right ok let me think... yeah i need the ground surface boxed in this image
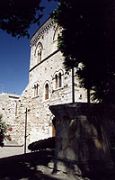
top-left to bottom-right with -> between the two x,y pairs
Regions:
0,150 -> 115,180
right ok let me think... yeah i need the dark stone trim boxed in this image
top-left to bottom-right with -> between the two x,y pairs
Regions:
9,95 -> 20,99
29,49 -> 59,72
4,144 -> 24,147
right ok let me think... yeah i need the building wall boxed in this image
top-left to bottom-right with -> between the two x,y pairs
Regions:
0,93 -> 19,144
16,18 -> 87,146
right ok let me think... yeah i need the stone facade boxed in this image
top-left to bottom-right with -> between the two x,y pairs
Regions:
0,19 -> 87,149
15,18 -> 87,147
0,93 -> 19,144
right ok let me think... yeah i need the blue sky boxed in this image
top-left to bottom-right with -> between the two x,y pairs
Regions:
0,0 -> 57,95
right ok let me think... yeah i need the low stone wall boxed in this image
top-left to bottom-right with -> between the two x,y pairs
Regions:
0,146 -> 24,159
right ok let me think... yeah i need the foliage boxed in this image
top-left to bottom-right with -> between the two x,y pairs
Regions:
0,0 -> 58,38
54,0 -> 115,104
0,114 -> 8,146
28,137 -> 55,151
0,0 -> 44,37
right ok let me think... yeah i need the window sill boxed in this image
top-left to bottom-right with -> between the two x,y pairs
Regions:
43,98 -> 50,102
32,95 -> 39,99
52,87 -> 64,93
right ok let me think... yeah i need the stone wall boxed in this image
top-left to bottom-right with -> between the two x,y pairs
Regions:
0,93 -> 20,144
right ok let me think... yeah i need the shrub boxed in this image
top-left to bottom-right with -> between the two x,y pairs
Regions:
0,114 -> 7,146
28,137 -> 55,151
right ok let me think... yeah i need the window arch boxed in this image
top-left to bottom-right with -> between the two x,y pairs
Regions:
35,42 -> 43,63
53,26 -> 60,42
37,43 -> 43,63
59,72 -> 62,87
33,83 -> 39,97
55,74 -> 58,89
53,69 -> 64,90
45,83 -> 49,100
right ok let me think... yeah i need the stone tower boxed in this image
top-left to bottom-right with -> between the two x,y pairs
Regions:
16,18 -> 87,146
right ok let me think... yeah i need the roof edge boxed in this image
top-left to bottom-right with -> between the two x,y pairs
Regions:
30,17 -> 54,46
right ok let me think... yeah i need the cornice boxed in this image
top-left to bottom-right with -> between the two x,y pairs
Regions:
30,18 -> 54,47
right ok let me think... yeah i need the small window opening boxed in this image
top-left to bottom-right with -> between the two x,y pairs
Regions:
59,73 -> 62,87
55,74 -> 58,89
45,83 -> 49,100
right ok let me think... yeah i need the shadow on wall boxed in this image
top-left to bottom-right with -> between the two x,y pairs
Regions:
49,103 -> 115,179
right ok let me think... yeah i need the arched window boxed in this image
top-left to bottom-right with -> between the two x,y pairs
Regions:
53,70 -> 64,90
53,26 -> 60,42
45,83 -> 49,100
34,42 -> 43,64
34,84 -> 39,97
36,84 -> 39,96
34,85 -> 36,97
37,43 -> 43,63
59,72 -> 62,87
55,74 -> 58,89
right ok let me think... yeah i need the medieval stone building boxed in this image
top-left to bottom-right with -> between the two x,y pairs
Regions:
0,18 -> 87,152
0,18 -> 114,178
14,18 -> 87,147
